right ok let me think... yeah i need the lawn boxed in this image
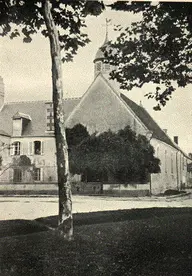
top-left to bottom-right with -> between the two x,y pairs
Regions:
0,208 -> 192,276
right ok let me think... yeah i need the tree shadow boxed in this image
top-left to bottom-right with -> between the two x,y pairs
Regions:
0,219 -> 49,238
36,207 -> 192,229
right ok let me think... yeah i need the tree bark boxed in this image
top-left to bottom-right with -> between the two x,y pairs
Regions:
43,0 -> 73,240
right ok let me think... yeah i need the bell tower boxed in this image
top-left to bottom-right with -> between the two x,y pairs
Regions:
93,19 -> 112,78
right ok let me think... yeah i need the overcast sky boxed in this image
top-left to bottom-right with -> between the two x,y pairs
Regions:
0,5 -> 191,154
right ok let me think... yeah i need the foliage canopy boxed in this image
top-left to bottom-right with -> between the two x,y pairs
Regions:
0,0 -> 104,62
106,1 -> 192,110
67,124 -> 160,183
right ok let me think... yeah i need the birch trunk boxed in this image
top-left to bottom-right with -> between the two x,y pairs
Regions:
43,0 -> 73,240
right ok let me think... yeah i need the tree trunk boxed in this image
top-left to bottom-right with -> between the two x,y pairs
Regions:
43,0 -> 73,240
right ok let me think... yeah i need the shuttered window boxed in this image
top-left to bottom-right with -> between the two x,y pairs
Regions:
11,141 -> 21,156
28,141 -> 44,155
46,103 -> 54,131
34,168 -> 42,181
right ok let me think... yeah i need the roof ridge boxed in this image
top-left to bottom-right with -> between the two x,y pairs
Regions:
5,100 -> 49,104
63,97 -> 82,101
5,97 -> 82,105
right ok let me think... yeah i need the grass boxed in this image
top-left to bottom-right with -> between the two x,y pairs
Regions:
0,208 -> 192,276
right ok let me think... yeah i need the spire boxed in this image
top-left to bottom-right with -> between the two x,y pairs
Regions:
104,18 -> 111,44
93,18 -> 112,78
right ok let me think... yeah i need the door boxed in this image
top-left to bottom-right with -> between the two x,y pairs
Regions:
13,168 -> 22,183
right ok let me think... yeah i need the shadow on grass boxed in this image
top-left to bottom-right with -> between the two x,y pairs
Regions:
36,207 -> 192,229
0,220 -> 49,238
0,207 -> 191,239
0,207 -> 192,276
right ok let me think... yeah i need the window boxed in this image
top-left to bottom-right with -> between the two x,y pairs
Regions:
165,150 -> 167,173
104,63 -> 110,71
171,153 -> 174,174
34,168 -> 42,181
28,141 -> 44,155
12,141 -> 21,155
95,61 -> 102,72
12,118 -> 22,136
46,103 -> 54,131
34,141 -> 41,155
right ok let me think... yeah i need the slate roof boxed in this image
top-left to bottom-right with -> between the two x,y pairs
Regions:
120,93 -> 180,151
0,129 -> 10,137
0,98 -> 80,137
13,112 -> 32,121
0,81 -> 188,157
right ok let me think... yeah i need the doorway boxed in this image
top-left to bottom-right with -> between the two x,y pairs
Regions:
13,168 -> 22,183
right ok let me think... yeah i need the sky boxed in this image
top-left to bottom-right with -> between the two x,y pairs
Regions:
0,4 -> 192,154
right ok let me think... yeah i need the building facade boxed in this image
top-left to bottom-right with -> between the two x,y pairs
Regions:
0,37 -> 190,195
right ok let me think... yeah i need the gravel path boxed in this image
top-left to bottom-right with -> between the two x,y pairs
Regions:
0,194 -> 191,220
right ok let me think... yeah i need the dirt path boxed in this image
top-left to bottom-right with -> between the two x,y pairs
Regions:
0,193 -> 191,220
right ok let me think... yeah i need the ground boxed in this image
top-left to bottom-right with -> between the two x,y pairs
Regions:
0,193 -> 192,220
0,194 -> 191,276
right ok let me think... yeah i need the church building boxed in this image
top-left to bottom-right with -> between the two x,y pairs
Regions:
0,33 -> 190,195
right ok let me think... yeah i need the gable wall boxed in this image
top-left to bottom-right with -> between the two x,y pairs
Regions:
66,75 -> 148,136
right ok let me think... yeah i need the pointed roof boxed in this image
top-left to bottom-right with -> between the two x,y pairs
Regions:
94,41 -> 109,63
94,19 -> 110,63
66,73 -> 188,157
65,74 -> 149,135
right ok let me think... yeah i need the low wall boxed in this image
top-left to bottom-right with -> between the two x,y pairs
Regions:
0,182 -> 150,197
103,183 -> 150,197
71,182 -> 102,195
0,183 -> 58,195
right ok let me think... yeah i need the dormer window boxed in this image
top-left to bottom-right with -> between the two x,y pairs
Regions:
12,112 -> 31,137
12,118 -> 22,137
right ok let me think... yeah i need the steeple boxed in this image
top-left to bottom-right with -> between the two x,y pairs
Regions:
93,18 -> 112,78
103,18 -> 111,44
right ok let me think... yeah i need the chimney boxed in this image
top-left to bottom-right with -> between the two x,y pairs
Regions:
174,136 -> 178,145
163,129 -> 168,134
0,76 -> 5,110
